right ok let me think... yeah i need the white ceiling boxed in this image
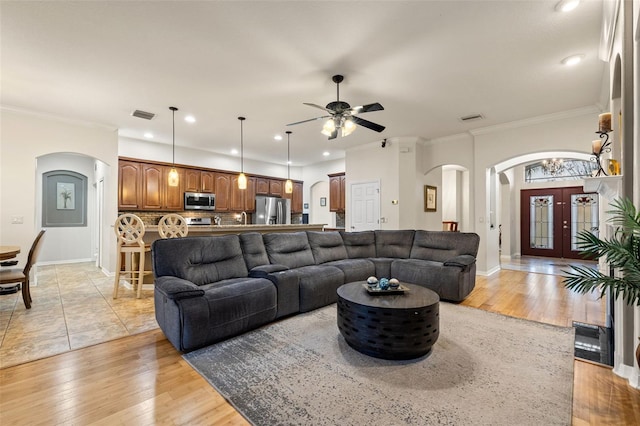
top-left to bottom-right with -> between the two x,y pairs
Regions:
1,1 -> 605,166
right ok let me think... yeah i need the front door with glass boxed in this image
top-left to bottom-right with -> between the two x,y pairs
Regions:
520,186 -> 598,259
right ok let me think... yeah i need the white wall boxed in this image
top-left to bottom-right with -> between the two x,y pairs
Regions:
0,108 -> 118,273
471,108 -> 599,274
119,136 -> 303,181
310,181 -> 331,226
345,140 -> 400,230
35,153 -> 95,263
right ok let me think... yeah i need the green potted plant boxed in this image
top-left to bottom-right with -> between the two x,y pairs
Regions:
563,197 -> 640,366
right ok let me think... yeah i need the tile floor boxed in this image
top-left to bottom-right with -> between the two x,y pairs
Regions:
0,262 -> 157,369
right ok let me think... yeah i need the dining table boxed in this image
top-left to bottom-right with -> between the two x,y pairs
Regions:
0,245 -> 20,261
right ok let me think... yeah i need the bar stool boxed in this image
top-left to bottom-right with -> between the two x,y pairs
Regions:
113,213 -> 152,299
158,214 -> 188,239
442,221 -> 459,232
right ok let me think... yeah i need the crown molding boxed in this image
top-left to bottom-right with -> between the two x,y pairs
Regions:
1,105 -> 117,132
469,105 -> 600,136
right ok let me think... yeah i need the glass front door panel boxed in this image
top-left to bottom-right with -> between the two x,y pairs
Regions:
530,195 -> 554,249
571,194 -> 599,252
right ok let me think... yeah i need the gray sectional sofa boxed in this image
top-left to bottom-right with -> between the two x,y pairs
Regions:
152,230 -> 480,351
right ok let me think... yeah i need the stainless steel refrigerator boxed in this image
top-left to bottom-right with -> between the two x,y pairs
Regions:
254,196 -> 291,225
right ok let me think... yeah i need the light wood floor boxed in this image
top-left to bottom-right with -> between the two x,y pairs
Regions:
1,262 -> 639,425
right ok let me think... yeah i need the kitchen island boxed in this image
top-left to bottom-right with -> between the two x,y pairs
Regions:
144,223 -> 326,237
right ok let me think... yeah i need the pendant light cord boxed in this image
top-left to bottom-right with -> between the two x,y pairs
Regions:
286,131 -> 291,179
170,106 -> 178,165
239,117 -> 245,173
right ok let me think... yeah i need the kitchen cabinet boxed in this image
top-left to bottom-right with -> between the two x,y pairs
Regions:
215,173 -> 231,211
184,170 -> 215,193
255,177 -> 269,195
284,181 -> 303,214
269,179 -> 283,197
118,157 -> 303,213
329,173 -> 345,212
231,175 -> 256,212
201,171 -> 215,193
118,160 -> 142,209
141,163 -> 184,211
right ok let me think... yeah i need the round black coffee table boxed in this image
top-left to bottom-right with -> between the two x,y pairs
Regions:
336,281 -> 440,360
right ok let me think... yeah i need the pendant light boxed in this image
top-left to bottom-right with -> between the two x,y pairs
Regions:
285,131 -> 293,194
167,106 -> 179,187
237,116 -> 247,190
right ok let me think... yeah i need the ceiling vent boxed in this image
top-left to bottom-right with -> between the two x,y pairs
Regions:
459,114 -> 484,122
131,109 -> 156,120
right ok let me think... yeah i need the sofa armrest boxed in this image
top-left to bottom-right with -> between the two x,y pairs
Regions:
249,264 -> 290,276
443,255 -> 476,268
155,276 -> 205,300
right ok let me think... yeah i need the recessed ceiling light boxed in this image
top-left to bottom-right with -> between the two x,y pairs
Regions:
556,0 -> 579,12
562,54 -> 584,66
144,132 -> 153,139
274,135 -> 283,141
185,115 -> 196,123
287,160 -> 292,165
231,149 -> 238,155
323,151 -> 330,157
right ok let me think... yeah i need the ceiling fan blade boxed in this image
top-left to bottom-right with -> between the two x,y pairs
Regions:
286,115 -> 331,126
351,116 -> 386,133
349,102 -> 384,114
303,102 -> 334,113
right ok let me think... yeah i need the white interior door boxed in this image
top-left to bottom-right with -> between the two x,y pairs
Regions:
350,181 -> 380,232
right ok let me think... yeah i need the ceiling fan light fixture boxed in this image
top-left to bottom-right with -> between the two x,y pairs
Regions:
342,118 -> 356,137
321,119 -> 336,136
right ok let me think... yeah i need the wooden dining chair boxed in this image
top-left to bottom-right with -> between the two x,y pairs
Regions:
113,214 -> 152,299
0,229 -> 46,309
158,214 -> 189,239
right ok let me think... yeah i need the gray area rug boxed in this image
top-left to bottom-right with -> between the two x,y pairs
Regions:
184,303 -> 574,425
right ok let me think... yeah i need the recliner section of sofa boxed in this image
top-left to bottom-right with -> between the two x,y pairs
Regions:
152,229 -> 479,352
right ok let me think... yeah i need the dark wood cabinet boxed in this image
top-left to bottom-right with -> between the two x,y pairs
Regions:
118,158 -> 301,213
231,175 -> 256,212
141,163 -> 163,210
140,163 -> 184,211
215,173 -> 231,211
118,160 -> 142,209
284,181 -> 303,214
255,178 -> 269,195
269,179 -> 283,197
292,182 -> 303,213
184,169 -> 200,193
329,173 -> 346,212
164,168 -> 184,210
184,170 -> 214,193
201,171 -> 215,193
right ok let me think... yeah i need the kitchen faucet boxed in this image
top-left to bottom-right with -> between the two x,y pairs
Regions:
240,211 -> 248,225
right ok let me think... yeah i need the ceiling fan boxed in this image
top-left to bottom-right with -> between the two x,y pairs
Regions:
287,74 -> 385,140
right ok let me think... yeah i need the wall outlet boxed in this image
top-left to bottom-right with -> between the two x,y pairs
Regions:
11,216 -> 23,224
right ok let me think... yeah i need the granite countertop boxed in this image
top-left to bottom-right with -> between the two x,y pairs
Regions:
145,223 -> 327,233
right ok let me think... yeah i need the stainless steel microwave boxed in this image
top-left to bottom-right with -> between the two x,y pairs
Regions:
184,192 -> 215,210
